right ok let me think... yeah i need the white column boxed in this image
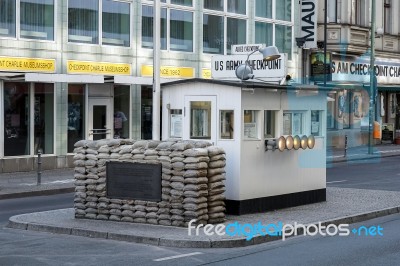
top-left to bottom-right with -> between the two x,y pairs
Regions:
152,0 -> 161,140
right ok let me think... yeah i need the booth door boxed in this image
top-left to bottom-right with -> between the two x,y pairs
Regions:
184,96 -> 217,145
88,98 -> 113,140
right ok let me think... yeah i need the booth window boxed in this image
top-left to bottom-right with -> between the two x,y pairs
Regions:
264,110 -> 276,138
190,101 -> 211,139
283,112 -> 303,135
244,110 -> 259,139
311,110 -> 322,136
170,109 -> 182,138
220,110 -> 234,139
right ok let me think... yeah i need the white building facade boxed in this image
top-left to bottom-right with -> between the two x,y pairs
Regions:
0,0 -> 302,172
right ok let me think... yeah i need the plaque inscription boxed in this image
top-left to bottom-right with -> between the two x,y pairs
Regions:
106,162 -> 161,201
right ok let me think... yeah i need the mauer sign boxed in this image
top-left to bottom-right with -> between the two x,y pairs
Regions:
211,54 -> 286,80
332,56 -> 400,84
300,0 -> 317,49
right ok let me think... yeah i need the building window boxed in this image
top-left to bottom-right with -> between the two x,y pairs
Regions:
170,9 -> 193,52
3,83 -> 30,156
34,83 -> 54,154
327,93 -> 336,129
220,110 -> 234,139
203,14 -> 224,54
68,0 -> 131,46
203,0 -> 248,55
0,0 -> 54,40
68,0 -> 99,44
68,85 -> 85,153
113,86 -> 130,139
384,0 -> 391,34
3,82 -> 54,156
141,2 -> 193,52
102,0 -> 130,47
264,110 -> 275,138
255,0 -> 293,60
327,0 -> 337,23
283,112 -> 304,135
244,110 -> 259,139
351,0 -> 365,26
142,5 -> 167,49
190,101 -> 211,139
0,0 -> 16,38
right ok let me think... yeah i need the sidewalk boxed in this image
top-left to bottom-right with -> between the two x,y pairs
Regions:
327,143 -> 400,164
0,168 -> 74,200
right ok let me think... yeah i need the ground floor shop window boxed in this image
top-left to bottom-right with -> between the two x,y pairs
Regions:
141,86 -> 152,140
34,83 -> 54,154
68,84 -> 85,153
114,86 -> 129,139
3,82 -> 30,156
3,82 -> 54,156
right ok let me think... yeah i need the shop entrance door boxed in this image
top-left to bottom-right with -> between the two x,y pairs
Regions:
184,96 -> 217,145
88,98 -> 113,140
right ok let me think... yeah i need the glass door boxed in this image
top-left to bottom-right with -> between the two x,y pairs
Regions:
88,98 -> 113,140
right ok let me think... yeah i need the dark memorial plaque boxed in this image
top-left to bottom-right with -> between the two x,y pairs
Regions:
106,162 -> 161,201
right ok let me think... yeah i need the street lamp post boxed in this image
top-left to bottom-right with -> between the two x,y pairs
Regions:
368,0 -> 376,154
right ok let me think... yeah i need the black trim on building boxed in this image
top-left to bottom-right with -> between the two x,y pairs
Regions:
225,189 -> 326,215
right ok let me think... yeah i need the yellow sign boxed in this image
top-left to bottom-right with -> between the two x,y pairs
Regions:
141,65 -> 194,78
202,68 -> 212,79
0,57 -> 55,72
68,60 -> 131,75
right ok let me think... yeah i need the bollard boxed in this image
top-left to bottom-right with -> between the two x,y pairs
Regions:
37,149 -> 42,186
344,135 -> 348,157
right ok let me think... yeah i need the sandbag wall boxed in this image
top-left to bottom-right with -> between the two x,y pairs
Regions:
73,139 -> 226,227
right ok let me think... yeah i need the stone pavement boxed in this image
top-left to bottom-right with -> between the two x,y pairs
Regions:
3,144 -> 400,248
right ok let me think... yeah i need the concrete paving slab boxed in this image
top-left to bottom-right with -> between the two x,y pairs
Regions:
7,187 -> 400,248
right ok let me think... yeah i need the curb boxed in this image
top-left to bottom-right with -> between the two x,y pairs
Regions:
327,152 -> 400,164
0,187 -> 74,200
7,206 -> 400,248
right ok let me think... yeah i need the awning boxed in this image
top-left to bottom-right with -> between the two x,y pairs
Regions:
114,76 -> 181,85
25,73 -> 104,83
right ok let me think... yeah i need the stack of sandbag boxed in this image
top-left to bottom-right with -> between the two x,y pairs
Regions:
182,147 -> 210,225
207,146 -> 227,224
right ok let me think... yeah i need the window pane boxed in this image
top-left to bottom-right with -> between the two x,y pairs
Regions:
327,93 -> 335,129
190,101 -> 211,139
34,83 -> 54,154
283,113 -> 292,135
204,0 -> 223,11
68,0 -> 98,44
203,14 -> 224,54
170,109 -> 182,138
102,0 -> 130,47
264,110 -> 275,138
4,82 -> 30,156
170,9 -> 193,52
276,0 -> 291,21
255,22 -> 273,46
227,0 -> 246,15
227,18 -> 246,54
256,0 -> 272,18
311,110 -> 321,136
141,5 -> 167,49
220,110 -> 234,139
0,0 -> 16,37
20,0 -> 54,40
244,110 -> 258,139
275,24 -> 292,60
68,84 -> 85,153
171,0 -> 192,6
114,86 -> 130,139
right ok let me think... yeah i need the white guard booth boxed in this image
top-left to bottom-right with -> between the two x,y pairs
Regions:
161,79 -> 327,215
